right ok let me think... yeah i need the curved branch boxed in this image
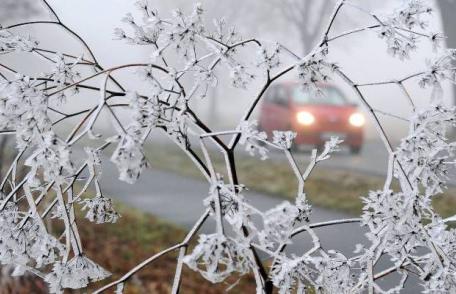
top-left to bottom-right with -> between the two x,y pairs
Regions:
94,209 -> 210,293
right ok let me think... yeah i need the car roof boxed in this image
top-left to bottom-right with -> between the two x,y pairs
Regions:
275,81 -> 337,89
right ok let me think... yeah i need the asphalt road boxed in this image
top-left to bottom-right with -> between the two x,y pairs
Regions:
149,132 -> 455,184
100,162 -> 365,251
267,138 -> 456,186
99,159 -> 421,292
285,139 -> 390,176
100,159 -> 365,248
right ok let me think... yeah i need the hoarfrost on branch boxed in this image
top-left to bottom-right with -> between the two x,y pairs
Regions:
0,0 -> 455,293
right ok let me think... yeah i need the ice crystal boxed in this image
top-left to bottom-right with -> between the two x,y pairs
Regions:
379,0 -> 433,59
272,131 -> 297,150
45,255 -> 110,293
111,132 -> 148,184
0,29 -> 37,54
257,43 -> 282,70
260,202 -> 300,248
25,131 -> 74,183
0,75 -> 51,149
183,234 -> 251,283
317,136 -> 343,161
238,120 -> 268,160
419,50 -> 456,100
297,46 -> 337,95
81,194 -> 120,224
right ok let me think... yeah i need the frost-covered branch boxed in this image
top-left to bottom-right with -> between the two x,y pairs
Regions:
0,0 -> 455,293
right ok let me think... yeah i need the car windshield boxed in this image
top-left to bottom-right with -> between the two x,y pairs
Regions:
292,86 -> 348,106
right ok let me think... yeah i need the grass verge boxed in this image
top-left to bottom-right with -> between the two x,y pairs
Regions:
144,143 -> 456,218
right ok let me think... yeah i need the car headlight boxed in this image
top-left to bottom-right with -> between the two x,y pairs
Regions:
349,112 -> 365,127
296,111 -> 315,126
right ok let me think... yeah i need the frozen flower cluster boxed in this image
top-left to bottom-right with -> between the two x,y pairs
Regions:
0,75 -> 51,149
238,120 -> 268,160
25,131 -> 73,184
85,146 -> 103,175
166,114 -> 190,147
357,103 -> 456,292
419,49 -> 456,99
393,0 -> 432,30
378,0 -> 433,59
183,233 -> 251,283
229,65 -> 255,89
110,92 -> 165,183
81,194 -> 120,224
257,43 -> 282,70
209,18 -> 242,47
361,189 -> 425,258
272,130 -> 296,150
0,16 -> 117,294
270,250 -> 354,294
116,1 -> 257,91
297,46 -> 338,95
45,255 -> 110,294
128,91 -> 163,129
116,2 -> 204,61
0,28 -> 37,54
204,179 -> 249,228
270,255 -> 310,294
0,200 -> 64,276
396,104 -> 456,197
260,202 -> 303,248
194,67 -> 217,95
114,12 -> 162,45
111,133 -> 149,184
317,136 -> 343,161
49,54 -> 81,102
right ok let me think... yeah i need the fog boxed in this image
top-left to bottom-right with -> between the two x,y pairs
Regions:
1,0 -> 453,142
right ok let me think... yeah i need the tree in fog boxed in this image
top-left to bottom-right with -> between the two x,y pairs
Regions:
0,0 -> 39,23
267,0 -> 336,54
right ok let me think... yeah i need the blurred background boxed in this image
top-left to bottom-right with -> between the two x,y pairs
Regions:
2,0 -> 456,293
3,0 -> 456,144
3,0 -> 456,179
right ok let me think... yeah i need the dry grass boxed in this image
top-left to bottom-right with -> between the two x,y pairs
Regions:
5,142 -> 455,293
6,203 -> 256,293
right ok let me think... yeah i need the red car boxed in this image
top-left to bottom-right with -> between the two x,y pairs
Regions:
259,83 -> 365,154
